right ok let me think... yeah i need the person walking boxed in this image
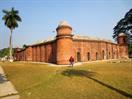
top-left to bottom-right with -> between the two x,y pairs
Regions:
69,56 -> 74,67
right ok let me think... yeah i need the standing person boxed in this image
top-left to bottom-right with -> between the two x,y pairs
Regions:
69,56 -> 74,67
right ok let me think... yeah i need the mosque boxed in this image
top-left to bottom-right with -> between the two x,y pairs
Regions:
14,21 -> 128,65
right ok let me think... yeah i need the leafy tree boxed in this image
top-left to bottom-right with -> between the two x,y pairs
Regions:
113,9 -> 132,44
0,48 -> 9,58
128,44 -> 132,58
2,7 -> 22,60
23,44 -> 27,48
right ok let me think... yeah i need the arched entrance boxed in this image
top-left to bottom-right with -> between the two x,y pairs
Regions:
109,52 -> 111,59
96,52 -> 98,60
77,52 -> 81,62
87,52 -> 90,61
102,50 -> 105,59
112,52 -> 115,59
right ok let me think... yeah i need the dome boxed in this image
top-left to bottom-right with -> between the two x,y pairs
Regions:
58,20 -> 71,27
118,33 -> 126,37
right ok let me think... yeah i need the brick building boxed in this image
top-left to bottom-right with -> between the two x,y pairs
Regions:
14,21 -> 128,65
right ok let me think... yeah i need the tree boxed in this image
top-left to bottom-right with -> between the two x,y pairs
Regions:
113,9 -> 132,44
2,7 -> 22,61
23,44 -> 27,48
0,48 -> 9,58
128,44 -> 132,58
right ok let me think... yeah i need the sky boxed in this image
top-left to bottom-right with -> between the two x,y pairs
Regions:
0,0 -> 132,49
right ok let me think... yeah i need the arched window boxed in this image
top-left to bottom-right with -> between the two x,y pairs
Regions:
113,52 -> 115,59
102,50 -> 105,59
77,52 -> 81,62
123,38 -> 126,43
109,52 -> 111,59
87,52 -> 90,61
96,52 -> 98,60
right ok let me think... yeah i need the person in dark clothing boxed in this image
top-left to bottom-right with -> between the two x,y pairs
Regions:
69,56 -> 74,67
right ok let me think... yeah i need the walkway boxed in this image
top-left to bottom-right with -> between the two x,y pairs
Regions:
0,65 -> 20,99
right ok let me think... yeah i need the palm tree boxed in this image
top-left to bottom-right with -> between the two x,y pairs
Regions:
2,7 -> 22,61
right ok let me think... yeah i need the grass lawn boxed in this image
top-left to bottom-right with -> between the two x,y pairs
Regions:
0,60 -> 132,99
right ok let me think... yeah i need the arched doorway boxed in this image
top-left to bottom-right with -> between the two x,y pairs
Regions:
102,50 -> 105,59
87,52 -> 90,61
109,52 -> 111,59
96,52 -> 98,60
77,52 -> 81,62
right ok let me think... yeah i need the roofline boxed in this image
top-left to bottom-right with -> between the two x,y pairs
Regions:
73,38 -> 117,45
28,39 -> 55,47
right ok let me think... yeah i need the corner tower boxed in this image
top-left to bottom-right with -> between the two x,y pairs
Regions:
117,33 -> 128,58
117,33 -> 127,45
56,21 -> 74,65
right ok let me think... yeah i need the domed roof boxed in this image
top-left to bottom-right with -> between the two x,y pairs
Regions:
118,33 -> 126,36
58,20 -> 71,27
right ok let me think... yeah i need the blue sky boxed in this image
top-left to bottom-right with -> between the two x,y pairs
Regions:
0,0 -> 132,49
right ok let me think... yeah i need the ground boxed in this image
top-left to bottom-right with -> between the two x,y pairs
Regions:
0,60 -> 132,99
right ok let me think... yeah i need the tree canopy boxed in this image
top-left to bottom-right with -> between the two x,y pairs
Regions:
2,7 -> 22,30
0,48 -> 9,58
113,9 -> 132,44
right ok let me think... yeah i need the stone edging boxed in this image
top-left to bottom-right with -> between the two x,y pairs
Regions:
0,65 -> 20,99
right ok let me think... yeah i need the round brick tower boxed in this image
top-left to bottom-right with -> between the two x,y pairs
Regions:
117,33 -> 127,45
117,33 -> 128,58
56,21 -> 74,65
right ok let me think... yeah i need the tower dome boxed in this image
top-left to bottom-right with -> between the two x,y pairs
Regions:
118,33 -> 126,37
56,20 -> 72,32
117,33 -> 127,45
58,20 -> 71,27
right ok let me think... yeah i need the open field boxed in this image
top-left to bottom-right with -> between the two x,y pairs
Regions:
0,60 -> 132,99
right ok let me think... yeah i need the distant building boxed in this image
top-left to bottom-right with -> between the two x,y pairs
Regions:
14,21 -> 128,65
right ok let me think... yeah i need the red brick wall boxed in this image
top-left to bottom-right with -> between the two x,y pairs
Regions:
25,47 -> 32,61
32,46 -> 35,61
20,41 -> 56,63
73,40 -> 123,62
51,42 -> 57,63
40,45 -> 45,62
14,37 -> 128,64
119,45 -> 128,58
33,46 -> 37,62
45,43 -> 52,62
37,46 -> 40,62
112,44 -> 117,59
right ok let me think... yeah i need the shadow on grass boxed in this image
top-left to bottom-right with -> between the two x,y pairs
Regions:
61,69 -> 96,77
61,69 -> 132,98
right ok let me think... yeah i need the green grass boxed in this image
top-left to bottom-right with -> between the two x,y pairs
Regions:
0,60 -> 132,99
